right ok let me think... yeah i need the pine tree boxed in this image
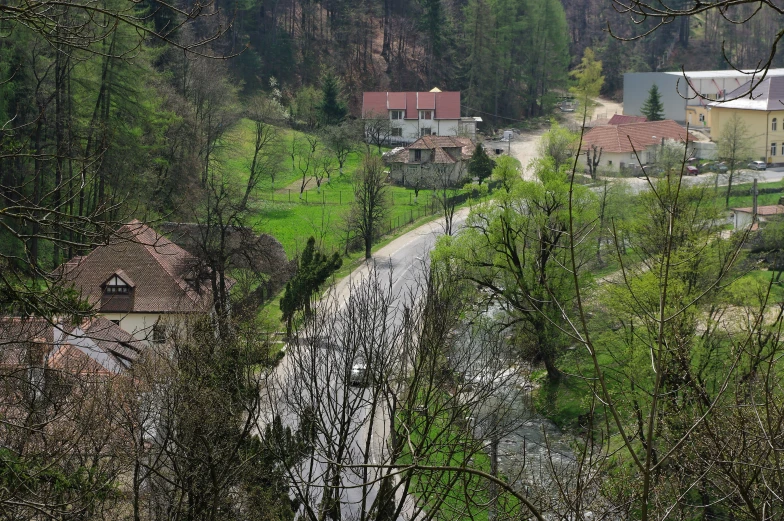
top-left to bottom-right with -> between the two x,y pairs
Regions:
641,84 -> 665,121
317,72 -> 347,126
468,144 -> 495,185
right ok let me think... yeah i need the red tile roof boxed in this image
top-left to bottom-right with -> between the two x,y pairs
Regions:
0,316 -> 142,374
732,205 -> 784,216
581,120 -> 696,154
417,92 -> 435,110
362,91 -> 461,119
59,220 -> 212,314
386,136 -> 473,165
608,114 -> 647,125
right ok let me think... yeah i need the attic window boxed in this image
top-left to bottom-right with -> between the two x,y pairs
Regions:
390,110 -> 404,120
104,275 -> 130,295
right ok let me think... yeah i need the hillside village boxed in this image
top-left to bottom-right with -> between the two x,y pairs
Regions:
2,1 -> 784,520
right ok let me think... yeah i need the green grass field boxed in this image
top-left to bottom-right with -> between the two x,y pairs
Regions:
219,119 -> 452,256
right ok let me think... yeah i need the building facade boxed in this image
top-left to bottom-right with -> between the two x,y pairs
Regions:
362,90 -> 468,145
709,76 -> 784,165
624,69 -> 784,126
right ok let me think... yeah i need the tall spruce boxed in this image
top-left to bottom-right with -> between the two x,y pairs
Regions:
317,72 -> 347,127
641,84 -> 665,121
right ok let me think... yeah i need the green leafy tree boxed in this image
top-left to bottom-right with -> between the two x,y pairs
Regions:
538,121 -> 578,173
317,72 -> 347,127
467,144 -> 495,185
641,84 -> 665,121
280,237 -> 342,336
293,86 -> 322,129
435,158 -> 595,381
569,47 -> 605,122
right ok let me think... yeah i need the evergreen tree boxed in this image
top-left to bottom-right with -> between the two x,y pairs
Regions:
317,72 -> 347,127
280,237 -> 342,336
467,144 -> 495,185
641,84 -> 665,121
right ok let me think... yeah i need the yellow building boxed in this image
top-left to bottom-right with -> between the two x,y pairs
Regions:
709,76 -> 784,164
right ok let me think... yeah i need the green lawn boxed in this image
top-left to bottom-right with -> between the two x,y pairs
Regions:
219,118 -> 473,257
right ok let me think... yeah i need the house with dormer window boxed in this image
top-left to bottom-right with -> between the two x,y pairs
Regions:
58,220 -> 214,345
362,89 -> 480,145
385,135 -> 474,187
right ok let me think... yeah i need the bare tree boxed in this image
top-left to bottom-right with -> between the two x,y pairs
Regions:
322,121 -> 361,176
247,94 -> 286,192
347,155 -> 389,259
363,111 -> 394,153
611,0 -> 783,93
314,150 -> 337,193
432,162 -> 466,236
269,263 -> 543,521
585,144 -> 602,180
717,113 -> 753,207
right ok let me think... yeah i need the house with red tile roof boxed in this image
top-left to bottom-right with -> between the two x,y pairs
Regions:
579,119 -> 697,173
362,90 -> 478,144
732,204 -> 784,231
0,316 -> 142,385
58,220 -> 214,345
384,135 -> 474,187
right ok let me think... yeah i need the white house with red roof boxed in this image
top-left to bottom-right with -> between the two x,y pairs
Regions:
59,220 -> 214,345
579,119 -> 697,173
362,89 -> 478,144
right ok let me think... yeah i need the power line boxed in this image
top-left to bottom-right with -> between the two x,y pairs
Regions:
460,104 -> 531,123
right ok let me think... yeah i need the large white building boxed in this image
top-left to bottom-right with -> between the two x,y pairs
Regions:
362,90 -> 477,145
624,69 -> 784,127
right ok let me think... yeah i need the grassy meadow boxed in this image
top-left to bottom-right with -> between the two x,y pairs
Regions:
220,119 -> 441,256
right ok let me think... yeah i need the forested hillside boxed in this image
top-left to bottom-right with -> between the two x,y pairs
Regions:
3,0 -> 784,274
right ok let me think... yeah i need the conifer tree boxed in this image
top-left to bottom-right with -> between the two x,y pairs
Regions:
641,84 -> 665,121
468,144 -> 495,185
317,72 -> 347,126
280,237 -> 342,336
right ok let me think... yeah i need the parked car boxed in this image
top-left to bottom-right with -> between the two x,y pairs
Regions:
715,162 -> 729,173
350,361 -> 368,386
749,160 -> 767,170
685,165 -> 699,176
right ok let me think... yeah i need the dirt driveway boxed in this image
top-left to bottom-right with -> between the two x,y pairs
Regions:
507,97 -> 623,180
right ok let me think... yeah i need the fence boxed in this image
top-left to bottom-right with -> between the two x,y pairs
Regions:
345,180 -> 502,254
259,189 -> 436,207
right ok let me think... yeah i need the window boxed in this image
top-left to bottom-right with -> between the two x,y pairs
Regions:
104,275 -> 129,295
419,110 -> 432,120
420,127 -> 431,137
772,142 -> 777,156
391,127 -> 402,137
699,113 -> 705,122
773,118 -> 778,131
608,160 -> 613,166
110,319 -> 120,326
414,150 -> 422,161
390,110 -> 404,120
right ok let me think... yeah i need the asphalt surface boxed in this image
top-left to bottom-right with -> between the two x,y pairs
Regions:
265,208 -> 472,521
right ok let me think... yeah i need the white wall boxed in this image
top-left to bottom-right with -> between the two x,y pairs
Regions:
385,119 -> 461,145
100,312 -> 173,345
